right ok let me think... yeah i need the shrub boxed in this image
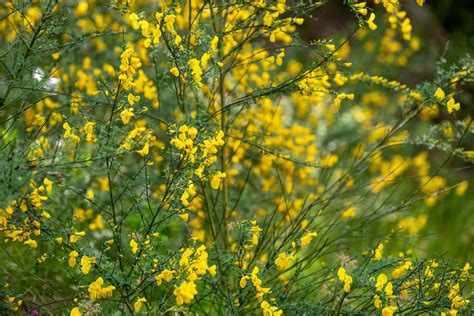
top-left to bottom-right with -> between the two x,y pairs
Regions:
0,0 -> 472,314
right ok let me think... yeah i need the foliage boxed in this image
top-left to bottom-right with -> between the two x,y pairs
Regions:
0,0 -> 473,315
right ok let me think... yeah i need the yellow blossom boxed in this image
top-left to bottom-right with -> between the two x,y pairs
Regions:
88,277 -> 115,300
300,231 -> 317,247
367,13 -> 377,31
134,297 -> 147,312
43,177 -> 53,193
129,13 -> 140,30
381,306 -> 397,316
375,273 -> 388,292
89,214 -> 104,231
127,93 -> 140,106
434,87 -> 445,100
70,231 -> 86,243
137,142 -> 150,156
74,2 -> 88,16
261,300 -> 283,316
130,238 -> 139,254
120,108 -> 134,124
446,97 -> 460,113
374,243 -> 384,260
84,121 -> 96,143
69,250 -> 79,268
210,172 -> 226,190
81,255 -> 96,275
240,276 -> 249,288
70,307 -> 82,316
173,280 -> 197,305
24,239 -> 37,248
170,67 -> 180,77
456,181 -> 468,196
341,205 -> 357,219
275,252 -> 293,270
178,213 -> 189,221
155,269 -> 175,285
374,294 -> 382,309
337,267 -> 353,292
385,282 -> 394,296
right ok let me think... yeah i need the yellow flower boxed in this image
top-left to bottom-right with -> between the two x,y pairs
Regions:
210,36 -> 219,52
120,108 -> 134,125
337,267 -> 353,292
81,255 -> 96,275
385,282 -> 394,296
133,297 -> 147,312
456,181 -> 468,196
341,205 -> 356,219
70,231 -> 86,243
173,280 -> 197,305
374,294 -> 382,309
188,58 -> 203,87
43,177 -> 53,193
381,306 -> 397,316
446,97 -> 460,113
354,2 -> 367,16
333,93 -> 354,107
275,252 -> 293,270
375,273 -> 388,292
129,13 -> 140,30
130,239 -> 139,254
88,277 -> 115,300
98,177 -> 110,192
170,67 -> 180,77
210,172 -> 226,190
70,307 -> 82,316
200,53 -> 211,69
181,191 -> 190,207
63,122 -> 81,145
24,239 -> 37,248
89,214 -> 104,231
320,154 -> 338,168
294,17 -> 305,25
392,260 -> 412,278
164,14 -> 176,31
434,87 -> 445,100
374,243 -> 384,260
240,276 -> 249,288
208,265 -> 217,277
69,250 -> 79,268
84,121 -> 96,143
261,300 -> 283,316
137,142 -> 150,156
74,2 -> 88,17
337,267 -> 346,281
178,213 -> 189,221
465,151 -> 474,159
155,269 -> 175,285
343,275 -> 352,292
188,126 -> 198,139
367,13 -> 377,31
300,231 -> 317,247
127,93 -> 140,106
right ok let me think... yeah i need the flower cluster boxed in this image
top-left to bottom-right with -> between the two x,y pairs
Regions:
88,277 -> 116,300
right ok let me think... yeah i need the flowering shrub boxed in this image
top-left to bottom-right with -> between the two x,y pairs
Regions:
0,0 -> 473,315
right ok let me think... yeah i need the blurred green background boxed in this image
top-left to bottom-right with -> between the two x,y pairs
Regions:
297,0 -> 474,261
